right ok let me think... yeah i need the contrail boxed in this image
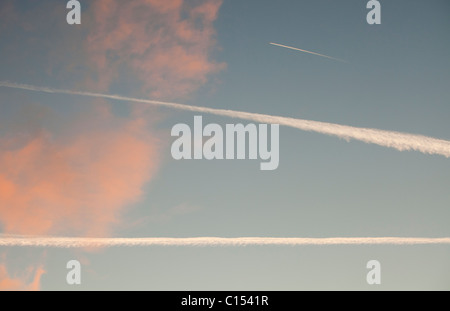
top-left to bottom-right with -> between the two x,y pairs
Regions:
270,42 -> 348,63
1,235 -> 450,248
1,81 -> 450,158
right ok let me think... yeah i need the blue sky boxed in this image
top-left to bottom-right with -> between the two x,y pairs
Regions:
0,0 -> 449,290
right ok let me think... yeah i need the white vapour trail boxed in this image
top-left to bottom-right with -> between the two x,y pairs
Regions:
269,42 -> 348,63
1,235 -> 450,248
1,81 -> 450,158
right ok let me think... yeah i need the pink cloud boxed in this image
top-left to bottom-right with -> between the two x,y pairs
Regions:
0,0 -> 221,239
0,264 -> 45,291
85,0 -> 226,98
0,103 -> 160,237
0,0 -> 225,99
0,0 -> 225,289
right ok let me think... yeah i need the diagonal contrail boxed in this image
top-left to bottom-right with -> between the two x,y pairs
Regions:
1,81 -> 450,158
270,42 -> 348,63
1,235 -> 450,248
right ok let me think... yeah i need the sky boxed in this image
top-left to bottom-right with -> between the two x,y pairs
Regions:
0,0 -> 449,290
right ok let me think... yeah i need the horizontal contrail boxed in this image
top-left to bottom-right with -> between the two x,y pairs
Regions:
1,235 -> 450,248
1,81 -> 450,158
270,42 -> 348,63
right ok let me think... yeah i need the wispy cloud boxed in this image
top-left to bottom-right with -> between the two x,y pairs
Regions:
2,81 -> 450,158
84,0 -> 225,97
0,101 -> 160,236
0,0 -> 225,98
0,263 -> 45,291
0,0 -> 227,290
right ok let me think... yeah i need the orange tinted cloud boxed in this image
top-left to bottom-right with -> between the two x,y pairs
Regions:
0,0 -> 225,99
86,0 -> 225,98
0,0 -> 224,290
0,104 -> 160,236
0,264 -> 45,291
